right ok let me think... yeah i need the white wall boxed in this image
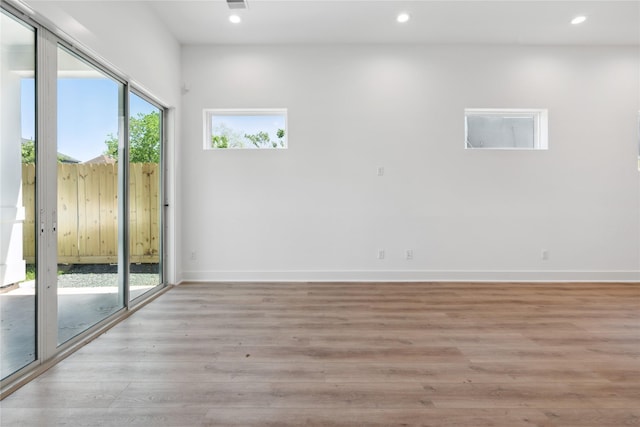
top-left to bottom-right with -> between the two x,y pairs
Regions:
181,44 -> 640,282
22,0 -> 182,284
0,15 -> 32,286
24,1 -> 180,105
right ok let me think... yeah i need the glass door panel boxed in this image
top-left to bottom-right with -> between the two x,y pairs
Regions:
56,47 -> 125,345
0,11 -> 37,379
128,93 -> 163,301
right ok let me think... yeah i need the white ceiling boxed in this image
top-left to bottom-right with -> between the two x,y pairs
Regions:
147,0 -> 640,46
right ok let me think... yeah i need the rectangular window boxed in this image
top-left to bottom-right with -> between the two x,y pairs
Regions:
465,108 -> 548,150
203,108 -> 287,150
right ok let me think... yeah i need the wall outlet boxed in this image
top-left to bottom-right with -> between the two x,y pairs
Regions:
190,251 -> 197,261
377,166 -> 385,176
406,249 -> 413,260
377,249 -> 385,260
541,249 -> 549,261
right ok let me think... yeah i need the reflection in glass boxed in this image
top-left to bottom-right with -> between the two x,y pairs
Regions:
466,115 -> 535,149
0,11 -> 36,379
56,47 -> 125,345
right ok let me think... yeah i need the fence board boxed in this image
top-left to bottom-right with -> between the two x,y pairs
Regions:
76,165 -> 88,260
129,163 -> 141,258
98,163 -> 117,257
137,163 -> 151,256
22,164 -> 36,260
85,164 -> 103,259
22,163 -> 159,264
58,163 -> 79,258
148,162 -> 160,257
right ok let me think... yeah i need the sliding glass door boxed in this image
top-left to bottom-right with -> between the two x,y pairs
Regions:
56,46 -> 126,345
129,93 -> 163,301
0,10 -> 37,380
0,4 -> 166,387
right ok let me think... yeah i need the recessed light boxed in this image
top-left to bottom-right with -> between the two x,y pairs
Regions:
571,15 -> 587,25
397,13 -> 410,23
229,14 -> 241,24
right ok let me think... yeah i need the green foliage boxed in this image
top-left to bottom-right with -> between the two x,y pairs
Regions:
24,264 -> 36,281
243,129 -> 286,149
21,140 -> 35,163
57,152 -> 78,163
276,128 -> 285,147
105,111 -> 160,163
212,123 -> 244,148
244,131 -> 271,148
22,264 -> 64,282
211,134 -> 229,149
211,123 -> 286,149
104,134 -> 118,160
211,118 -> 285,148
22,140 -> 78,163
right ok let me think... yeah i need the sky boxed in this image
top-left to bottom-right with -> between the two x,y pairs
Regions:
22,79 -> 158,162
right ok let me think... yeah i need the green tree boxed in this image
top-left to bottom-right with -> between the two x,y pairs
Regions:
243,129 -> 286,148
211,125 -> 286,149
244,131 -> 272,148
21,140 -> 35,163
276,128 -> 285,147
105,111 -> 160,163
22,140 -> 76,163
212,123 -> 244,148
211,134 -> 229,149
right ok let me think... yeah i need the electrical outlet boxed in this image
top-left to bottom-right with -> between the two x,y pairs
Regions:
377,166 -> 385,176
377,249 -> 385,260
541,249 -> 549,261
406,249 -> 413,260
190,251 -> 197,261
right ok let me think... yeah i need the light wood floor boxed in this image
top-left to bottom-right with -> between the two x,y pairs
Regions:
1,282 -> 639,426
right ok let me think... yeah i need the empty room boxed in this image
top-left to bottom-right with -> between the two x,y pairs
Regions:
0,0 -> 639,425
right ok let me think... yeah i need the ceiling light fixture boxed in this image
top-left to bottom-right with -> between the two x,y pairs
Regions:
229,14 -> 241,24
571,15 -> 587,25
397,13 -> 410,23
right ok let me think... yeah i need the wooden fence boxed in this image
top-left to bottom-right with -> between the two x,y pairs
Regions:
22,163 -> 160,264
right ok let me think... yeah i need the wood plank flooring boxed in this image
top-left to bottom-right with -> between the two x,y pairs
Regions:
1,282 -> 638,426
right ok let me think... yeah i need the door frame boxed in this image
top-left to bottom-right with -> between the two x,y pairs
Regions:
0,0 -> 169,397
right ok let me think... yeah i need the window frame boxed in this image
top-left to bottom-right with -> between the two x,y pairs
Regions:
203,108 -> 288,150
464,108 -> 549,150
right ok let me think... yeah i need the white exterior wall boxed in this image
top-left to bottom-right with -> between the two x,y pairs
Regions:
0,39 -> 29,286
181,44 -> 640,282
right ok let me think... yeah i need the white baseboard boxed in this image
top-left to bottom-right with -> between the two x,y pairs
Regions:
180,269 -> 640,283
